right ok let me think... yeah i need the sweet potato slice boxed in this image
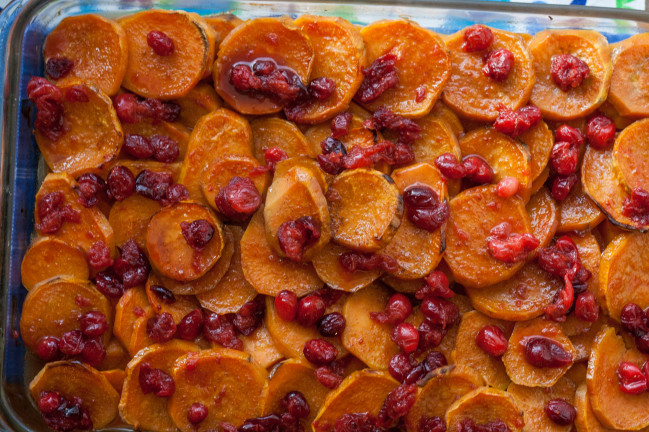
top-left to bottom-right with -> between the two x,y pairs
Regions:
113,286 -> 153,354
146,201 -> 224,281
108,194 -> 161,250
312,242 -> 382,292
569,314 -> 606,363
101,369 -> 126,393
99,338 -> 130,371
503,318 -> 576,388
286,15 -> 365,124
520,120 -> 554,182
312,370 -> 399,432
43,14 -> 127,95
29,361 -> 120,429
274,157 -> 329,193
121,120 -> 191,161
531,166 -> 551,196
180,108 -> 253,200
574,383 -> 617,432
196,226 -> 256,313
214,17 -> 314,115
120,10 -> 215,99
119,340 -> 200,432
264,166 -> 331,260
251,117 -> 315,163
379,163 -> 447,279
173,83 -> 221,129
507,376 -> 576,432
443,28 -> 535,121
527,187 -> 559,250
127,316 -> 157,356
327,168 -> 403,252
613,118 -> 649,192
445,185 -> 533,288
529,30 -> 612,120
608,33 -> 649,118
431,101 -> 463,137
145,273 -> 199,323
205,14 -> 243,50
587,327 -> 649,430
168,349 -> 268,431
240,323 -> 284,369
451,310 -> 513,389
446,387 -> 525,432
21,237 -> 88,291
405,365 -> 482,431
102,160 -> 182,184
241,209 -> 323,296
381,274 -> 422,294
359,20 -> 450,117
20,277 -> 112,351
558,181 -> 605,233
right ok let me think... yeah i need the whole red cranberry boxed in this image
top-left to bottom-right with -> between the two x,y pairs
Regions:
202,312 -> 242,350
280,391 -> 310,419
79,311 -> 108,338
81,337 -> 106,366
164,183 -> 189,206
462,155 -> 494,184
318,313 -> 346,337
275,290 -> 298,322
123,134 -> 154,159
36,191 -> 81,234
150,135 -> 179,163
476,325 -> 508,357
463,24 -> 493,52
135,169 -> 173,201
331,112 -> 352,138
315,365 -> 343,389
113,239 -> 150,289
378,383 -> 417,424
424,351 -> 448,372
45,57 -> 74,80
180,219 -> 214,250
416,271 -> 453,300
418,416 -> 447,432
215,177 -> 261,221
107,166 -> 135,201
417,320 -> 445,352
177,309 -> 204,340
139,362 -> 175,397
95,270 -> 124,298
87,241 -> 113,271
435,153 -> 466,179
404,185 -> 450,232
146,312 -> 176,343
482,49 -> 515,82
493,105 -> 542,138
38,391 -> 62,414
388,353 -> 414,383
555,124 -> 584,146
586,114 -> 615,149
296,295 -> 326,327
421,297 -> 459,329
496,177 -> 520,198
524,336 -> 572,368
551,173 -> 578,202
233,298 -> 264,336
391,323 -> 419,354
303,339 -> 338,365
551,54 -> 590,91
278,216 -> 321,262
147,30 -> 174,56
355,53 -> 399,104
370,293 -> 413,325
308,77 -> 336,100
550,141 -> 579,176
113,93 -> 140,124
636,333 -> 649,354
545,399 -> 576,426
621,303 -> 649,336
575,291 -> 599,322
59,330 -> 84,356
76,173 -> 107,208
617,362 -> 648,395
187,403 -> 208,425
487,222 -> 540,264
36,336 -> 60,361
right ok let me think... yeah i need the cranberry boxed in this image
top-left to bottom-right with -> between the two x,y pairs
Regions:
404,363 -> 428,385
482,49 -> 514,82
297,295 -> 326,327
416,271 -> 454,300
275,290 -> 298,322
550,141 -> 579,176
141,98 -> 181,123
496,177 -> 520,198
317,145 -> 344,175
123,134 -> 153,159
370,107 -> 421,146
45,57 -> 74,80
391,323 -> 420,354
585,114 -> 615,149
476,325 -> 508,357
262,147 -> 289,173
315,365 -> 344,389
38,392 -> 93,431
230,59 -> 308,106
315,287 -> 345,308
341,139 -> 399,170
38,391 -> 62,414
331,112 -> 352,138
463,24 -> 494,52
86,241 -> 112,271
303,339 -> 338,365
76,173 -> 107,208
524,336 -> 572,368
388,353 -> 414,383
458,419 -> 511,432
424,351 -> 448,371
334,413 -> 377,432
435,153 -> 466,179
537,236 -> 583,280
418,416 -> 446,432
233,298 -> 264,336
493,105 -> 542,138
164,183 -> 189,206
421,297 -> 459,329
280,391 -> 310,419
113,93 -> 140,124
95,269 -> 124,298
622,187 -> 649,225
59,330 -> 84,356
177,309 -> 204,341
139,362 -> 175,397
370,293 -> 413,325
545,399 -> 576,426
180,219 -> 214,250
147,30 -> 174,56
107,165 -> 135,201
417,320 -> 445,353
318,313 -> 346,337
620,303 -> 648,336
555,124 -> 584,146
202,312 -> 242,350
215,176 -> 261,221
187,403 -> 208,425
146,312 -> 176,343
27,77 -> 65,141
135,169 -> 173,201
81,337 -> 106,366
113,239 -> 150,289
338,251 -> 397,273
617,362 -> 647,395
278,216 -> 321,262
36,191 -> 81,234
308,77 -> 336,100
635,332 -> 649,353
78,311 -> 108,338
378,384 -> 417,424
65,86 -> 88,103
462,155 -> 494,185
36,336 -> 60,361
487,222 -> 540,263
230,63 -> 262,92
551,173 -> 578,202
150,135 -> 179,163
355,53 -> 399,103
404,186 -> 449,232
575,291 -> 599,322
551,54 -> 590,91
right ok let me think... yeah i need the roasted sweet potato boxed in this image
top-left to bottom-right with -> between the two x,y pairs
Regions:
574,383 -> 617,432
101,369 -> 126,393
205,14 -> 243,50
214,17 -> 314,115
108,194 -> 161,250
113,286 -> 153,355
312,242 -> 382,292
503,318 -> 575,387
569,314 -> 606,363
608,33 -> 649,118
173,83 -> 221,129
520,120 -> 554,182
599,100 -> 635,130
359,20 -> 450,117
242,209 -> 322,296
431,101 -> 463,137
381,274 -> 423,294
587,327 -> 649,430
531,166 -> 551,196
21,237 -> 89,291
29,361 -> 120,429
558,181 -> 605,233
119,340 -> 200,432
200,154 -> 269,210
312,370 -> 399,432
529,30 -> 612,120
274,157 -> 329,193
168,349 -> 268,431
179,108 -> 254,200
526,187 -> 559,250
145,273 -> 199,323
445,185 -> 533,288
240,323 -> 284,369
305,116 -> 378,169
443,28 -> 535,121
43,14 -> 127,95
20,277 -> 112,351
446,387 -> 525,432
568,231 -> 601,307
613,118 -> 649,192
127,316 -> 157,356
146,201 -> 224,281
120,10 -> 215,99
507,376 -> 576,432
99,338 -> 131,371
121,120 -> 191,161
251,117 -> 315,163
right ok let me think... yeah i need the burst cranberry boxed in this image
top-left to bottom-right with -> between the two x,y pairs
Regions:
38,391 -> 62,414
315,365 -> 343,389
135,169 -> 173,201
76,173 -> 107,208
107,165 -> 135,201
537,236 -> 582,279
378,383 -> 417,424
59,330 -> 84,356
334,413 -> 376,432
230,63 -> 261,92
215,176 -> 261,221
524,336 -> 572,368
463,24 -> 493,52
79,311 -> 108,338
122,134 -> 152,160
493,105 -> 542,138
38,392 -> 93,431
331,112 -> 352,138
622,187 -> 649,224
202,312 -> 242,350
370,107 -> 421,146
462,155 -> 494,184
280,391 -> 310,419
551,141 -> 579,175
424,351 -> 448,372
81,337 -> 106,366
620,303 -> 648,336
180,219 -> 214,250
150,135 -> 179,163
230,59 -> 307,106
421,297 -> 459,329
164,183 -> 189,206
482,49 -> 514,82
278,216 -> 321,262
36,191 -> 80,234
308,77 -> 336,100
113,239 -> 150,288
275,290 -> 298,322
146,312 -> 176,343
617,362 -> 647,395
27,77 -> 65,141
476,325 -> 508,357
435,153 -> 466,179
318,313 -> 346,337
575,291 -> 599,322
316,288 -> 345,308
142,98 -> 181,123
341,139 -> 396,169
297,295 -> 326,327
188,403 -> 208,425
388,353 -> 414,383
545,399 -> 576,426
86,241 -> 112,271
95,269 -> 124,298
370,293 -> 412,325
586,114 -> 615,149
404,186 -> 450,232
304,339 -> 338,365
112,93 -> 139,123
177,309 -> 204,340
496,177 -> 520,198
391,323 -> 420,354
147,30 -> 174,56
139,362 -> 175,397
416,271 -> 454,300
263,147 -> 289,172
417,320 -> 445,352
355,53 -> 399,103
555,124 -> 583,145
551,173 -> 578,202
36,336 -> 60,361
419,416 -> 447,432
487,222 -> 540,263
233,298 -> 264,336
551,54 -> 590,91
45,57 -> 74,79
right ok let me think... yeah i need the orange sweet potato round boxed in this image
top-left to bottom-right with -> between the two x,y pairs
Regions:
43,14 -> 127,95
520,120 -> 554,182
445,387 -> 525,432
613,118 -> 649,192
443,28 -> 535,121
205,14 -> 243,50
99,338 -> 131,371
108,194 -> 161,250
531,166 -> 551,196
101,369 -> 126,393
251,117 -> 315,163
21,237 -> 89,291
557,181 -> 605,233
240,323 -> 284,369
608,33 -> 649,118
507,376 -> 576,432
274,157 -> 329,193
173,83 -> 222,129
435,294 -> 475,363
574,383 -> 616,432
359,20 -> 450,118
527,187 -> 560,250
431,101 -> 464,137
312,242 -> 382,293
113,286 -> 153,355
381,274 -> 423,294
569,314 -> 606,363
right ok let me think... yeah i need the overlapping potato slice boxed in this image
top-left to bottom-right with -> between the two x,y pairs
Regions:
173,83 -> 221,129
240,323 -> 284,369
99,338 -> 131,371
431,101 -> 463,137
21,237 -> 89,291
145,273 -> 199,323
274,157 -> 329,193
574,383 -> 617,432
113,286 -> 153,356
520,120 -> 554,182
437,294 -> 475,362
381,274 -> 422,294
108,194 -> 161,250
101,369 -> 126,393
608,33 -> 649,118
251,117 -> 315,163
612,118 -> 649,192
569,314 -> 606,362
446,387 -> 525,432
205,13 -> 243,50
558,181 -> 605,233
507,376 -> 576,432
312,242 -> 382,292
526,187 -> 559,250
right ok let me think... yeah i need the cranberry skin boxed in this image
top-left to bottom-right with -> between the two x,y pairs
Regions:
575,291 -> 599,322
233,298 -> 264,336
36,336 -> 61,361
551,54 -> 590,91
95,270 -> 124,298
81,337 -> 106,367
463,155 -> 494,184
139,363 -> 176,397
586,114 -> 616,149
150,285 -> 176,304
388,353 -> 414,383
296,295 -> 326,327
617,362 -> 648,395
146,312 -> 176,343
496,177 -> 520,198
135,169 -> 173,201
417,271 -> 453,300
421,297 -> 460,329
391,323 -> 420,354
38,391 -> 62,414
550,141 -> 579,176
524,336 -> 573,368
275,290 -> 298,322
335,413 -> 376,432
476,325 -> 508,357
76,173 -> 107,208
187,403 -> 208,425
555,125 -> 584,146
150,135 -> 179,163
408,203 -> 450,233
622,187 -> 649,224
380,383 -> 417,422
180,219 -> 214,250
165,183 -> 189,206
482,49 -> 515,82
45,57 -> 74,80
331,112 -> 352,138
280,391 -> 310,419
107,165 -> 135,201
544,399 -> 576,426
177,309 -> 204,340
215,176 -> 261,221
404,185 -> 438,208
123,134 -> 153,159
494,105 -> 542,138
113,239 -> 150,289
303,339 -> 338,365
621,303 -> 649,336
308,77 -> 336,100
636,333 -> 649,354
551,173 -> 578,202
435,152 -> 466,179
59,330 -> 84,356
147,30 -> 174,56
315,365 -> 343,389
278,216 -> 321,262
79,311 -> 108,338
230,63 -> 262,93
202,312 -> 242,350
419,416 -> 447,432
318,313 -> 346,337
417,320 -> 445,352
355,53 -> 399,103
424,351 -> 448,372
463,24 -> 494,52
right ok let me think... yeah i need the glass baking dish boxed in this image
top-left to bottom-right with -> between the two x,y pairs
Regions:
1,0 -> 648,430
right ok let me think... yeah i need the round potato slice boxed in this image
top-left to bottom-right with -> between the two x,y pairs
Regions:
381,274 -> 422,294
173,83 -> 222,129
101,369 -> 125,393
527,187 -> 560,250
520,120 -> 554,182
21,237 -> 89,291
113,286 -> 153,355
146,201 -> 224,281
529,30 -> 612,120
359,20 -> 450,118
99,338 -> 131,371
613,118 -> 649,192
205,13 -> 243,50
240,323 -> 284,369
574,383 -> 617,432
312,242 -> 383,293
168,349 -> 268,431
274,157 -> 329,193
29,361 -> 119,429
507,376 -> 576,432
531,166 -> 551,197
446,387 -> 525,432
251,117 -> 315,164
431,101 -> 463,137
108,194 -> 161,250
443,27 -> 535,122
558,181 -> 605,233
608,33 -> 649,118
570,314 -> 607,363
